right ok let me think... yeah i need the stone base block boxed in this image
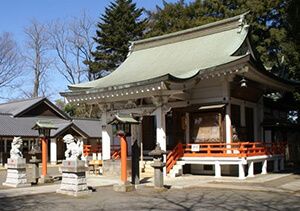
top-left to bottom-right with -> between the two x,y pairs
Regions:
113,182 -> 135,192
61,160 -> 88,172
38,175 -> 53,184
7,158 -> 26,169
57,159 -> 90,197
2,182 -> 31,188
60,183 -> 89,192
3,159 -> 30,188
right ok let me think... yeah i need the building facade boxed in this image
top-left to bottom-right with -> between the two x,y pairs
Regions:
61,14 -> 296,178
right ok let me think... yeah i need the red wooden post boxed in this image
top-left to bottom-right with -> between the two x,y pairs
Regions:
41,137 -> 48,177
117,131 -> 127,184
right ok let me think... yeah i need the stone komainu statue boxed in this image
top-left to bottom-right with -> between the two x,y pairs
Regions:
63,134 -> 83,160
10,137 -> 23,159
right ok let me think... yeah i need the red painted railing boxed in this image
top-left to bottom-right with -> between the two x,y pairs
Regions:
166,143 -> 184,174
166,142 -> 286,173
83,144 -> 121,160
111,145 -> 121,160
83,144 -> 101,157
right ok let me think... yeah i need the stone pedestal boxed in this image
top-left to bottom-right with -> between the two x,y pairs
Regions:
57,160 -> 91,197
2,158 -> 31,187
113,182 -> 135,192
151,160 -> 165,188
29,156 -> 40,184
38,175 -> 53,184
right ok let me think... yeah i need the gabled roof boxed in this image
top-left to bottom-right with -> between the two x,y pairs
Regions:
0,97 -> 70,119
0,115 -> 62,137
0,97 -> 43,116
72,119 -> 102,138
67,13 -> 249,92
0,98 -> 102,139
0,115 -> 102,139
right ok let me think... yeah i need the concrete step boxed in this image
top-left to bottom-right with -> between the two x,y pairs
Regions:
169,162 -> 185,178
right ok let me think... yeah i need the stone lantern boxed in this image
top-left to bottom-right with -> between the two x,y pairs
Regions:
149,144 -> 167,188
109,113 -> 140,192
32,120 -> 57,183
28,142 -> 41,184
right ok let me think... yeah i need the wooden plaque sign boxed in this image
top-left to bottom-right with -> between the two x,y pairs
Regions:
191,144 -> 200,152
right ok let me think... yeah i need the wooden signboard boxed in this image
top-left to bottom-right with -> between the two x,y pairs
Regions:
191,144 -> 200,152
195,126 -> 220,142
191,112 -> 221,143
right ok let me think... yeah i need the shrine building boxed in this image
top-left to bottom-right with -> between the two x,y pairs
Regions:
61,13 -> 298,179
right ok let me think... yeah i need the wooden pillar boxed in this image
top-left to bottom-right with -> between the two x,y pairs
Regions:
119,133 -> 127,184
222,79 -> 231,147
279,157 -> 285,171
131,124 -> 140,184
225,104 -> 232,145
185,113 -> 190,144
247,161 -> 254,177
258,97 -> 264,141
261,160 -> 267,174
42,137 -> 48,177
215,161 -> 221,178
225,104 -> 232,154
4,139 -> 7,153
155,107 -> 166,176
101,112 -> 111,160
28,139 -> 31,152
241,103 -> 246,127
238,163 -> 246,179
156,107 -> 166,151
50,138 -> 57,165
273,159 -> 279,172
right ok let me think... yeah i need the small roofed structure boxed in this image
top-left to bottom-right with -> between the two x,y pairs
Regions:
108,114 -> 140,125
0,98 -> 101,165
32,120 -> 58,136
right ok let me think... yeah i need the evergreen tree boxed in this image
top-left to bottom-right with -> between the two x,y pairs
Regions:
88,0 -> 146,78
146,0 -> 300,83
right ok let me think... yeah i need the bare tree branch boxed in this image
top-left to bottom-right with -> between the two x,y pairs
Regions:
24,20 -> 52,97
49,11 -> 96,84
0,32 -> 22,88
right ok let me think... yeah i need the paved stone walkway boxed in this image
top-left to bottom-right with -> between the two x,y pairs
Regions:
0,170 -> 299,198
0,186 -> 299,210
0,164 -> 299,210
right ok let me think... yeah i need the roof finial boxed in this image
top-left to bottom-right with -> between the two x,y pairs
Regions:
127,42 -> 135,57
238,12 -> 250,33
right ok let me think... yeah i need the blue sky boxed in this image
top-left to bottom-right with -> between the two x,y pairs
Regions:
0,0 -> 188,43
0,0 -> 192,102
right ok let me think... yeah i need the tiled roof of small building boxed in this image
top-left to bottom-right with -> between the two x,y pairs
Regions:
0,97 -> 44,116
0,98 -> 101,139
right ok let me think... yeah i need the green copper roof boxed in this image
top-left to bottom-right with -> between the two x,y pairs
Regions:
69,14 -> 249,91
32,120 -> 58,130
108,114 -> 140,125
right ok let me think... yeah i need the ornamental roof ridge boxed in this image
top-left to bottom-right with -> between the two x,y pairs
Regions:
132,12 -> 249,51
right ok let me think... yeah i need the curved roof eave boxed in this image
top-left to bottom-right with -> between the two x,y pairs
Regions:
248,57 -> 298,91
61,55 -> 251,98
67,13 -> 250,93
